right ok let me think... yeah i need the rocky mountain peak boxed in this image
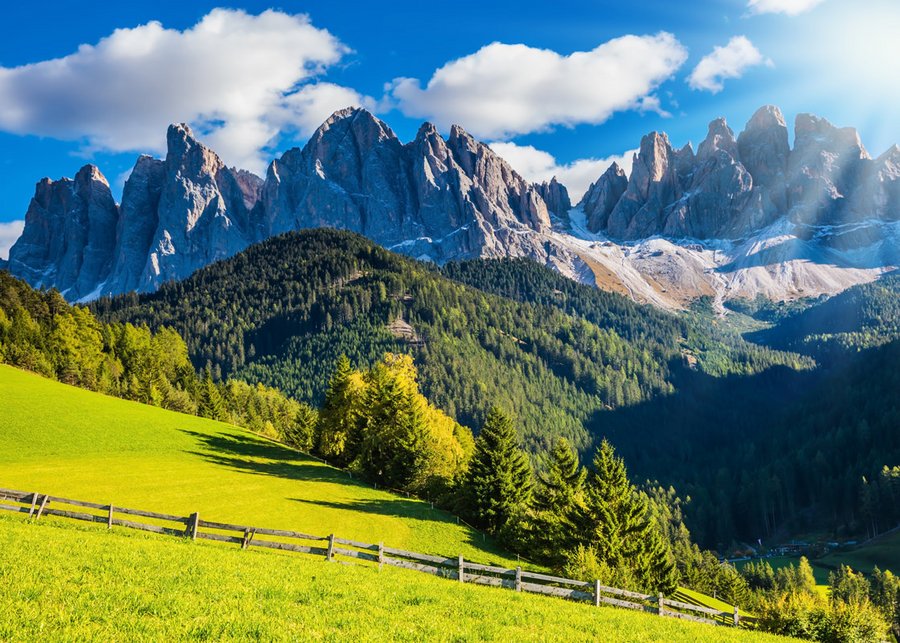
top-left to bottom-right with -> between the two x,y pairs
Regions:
737,105 -> 789,191
8,164 -> 119,300
697,117 -> 738,161
638,131 -> 675,182
746,105 -> 787,132
794,113 -> 869,160
536,177 -> 572,218
316,106 -> 399,149
581,162 -> 628,233
74,164 -> 109,188
165,122 -> 223,178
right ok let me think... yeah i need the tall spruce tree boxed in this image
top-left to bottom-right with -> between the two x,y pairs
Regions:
198,366 -> 226,421
574,439 -> 677,594
462,406 -> 533,534
316,355 -> 361,466
521,437 -> 586,564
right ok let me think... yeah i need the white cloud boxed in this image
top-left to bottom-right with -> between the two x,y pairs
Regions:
688,36 -> 771,93
0,220 -> 25,260
747,0 -> 824,15
0,9 -> 368,174
489,142 -> 636,203
390,33 -> 687,140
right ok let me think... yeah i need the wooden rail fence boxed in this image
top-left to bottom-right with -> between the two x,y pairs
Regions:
0,487 -> 746,628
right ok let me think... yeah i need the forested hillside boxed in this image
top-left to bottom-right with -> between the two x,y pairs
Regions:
0,271 -> 316,445
442,260 -> 900,548
93,229 -> 808,454
745,273 -> 900,360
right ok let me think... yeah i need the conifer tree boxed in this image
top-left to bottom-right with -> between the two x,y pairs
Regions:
462,406 -> 533,534
517,437 -> 586,564
356,362 -> 408,484
574,439 -> 676,594
316,355 -> 361,465
198,366 -> 226,421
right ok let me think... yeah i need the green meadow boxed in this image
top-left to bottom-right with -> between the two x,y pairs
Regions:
817,531 -> 900,577
0,513 -> 794,642
0,364 -> 511,565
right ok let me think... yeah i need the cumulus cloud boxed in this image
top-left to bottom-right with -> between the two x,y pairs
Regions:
390,33 -> 687,140
747,0 -> 824,15
0,9 -> 368,174
489,142 -> 636,203
0,220 -> 25,260
688,36 -> 770,93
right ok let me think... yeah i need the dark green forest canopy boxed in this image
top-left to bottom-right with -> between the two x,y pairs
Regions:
744,272 -> 900,360
92,229 -> 808,456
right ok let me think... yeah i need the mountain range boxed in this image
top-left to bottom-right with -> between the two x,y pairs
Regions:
6,105 -> 898,307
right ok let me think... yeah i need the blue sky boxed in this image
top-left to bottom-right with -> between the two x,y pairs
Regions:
0,0 -> 898,255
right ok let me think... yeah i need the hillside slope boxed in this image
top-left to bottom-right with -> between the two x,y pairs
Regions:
0,515 -> 788,642
92,229 -> 809,454
0,365 -> 512,564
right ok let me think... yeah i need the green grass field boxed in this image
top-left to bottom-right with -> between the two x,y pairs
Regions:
817,531 -> 900,576
0,513 -> 794,642
0,365 -> 513,565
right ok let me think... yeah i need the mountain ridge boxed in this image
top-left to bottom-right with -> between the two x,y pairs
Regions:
6,105 -> 898,308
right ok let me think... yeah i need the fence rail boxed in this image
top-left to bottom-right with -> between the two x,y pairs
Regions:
0,487 -> 745,628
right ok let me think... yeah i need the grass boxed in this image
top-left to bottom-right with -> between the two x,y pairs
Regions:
0,513 -> 795,642
816,530 -> 900,576
673,586 -> 748,622
0,364 -> 514,566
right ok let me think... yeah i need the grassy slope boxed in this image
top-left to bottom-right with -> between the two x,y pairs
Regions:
0,514 -> 793,642
0,364 -> 513,565
817,531 -> 900,576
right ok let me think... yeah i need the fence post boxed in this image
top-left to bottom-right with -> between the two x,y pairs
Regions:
458,554 -> 465,583
35,494 -> 48,520
733,605 -> 740,626
327,534 -> 335,561
595,580 -> 601,607
107,505 -> 114,529
515,566 -> 522,592
187,512 -> 199,540
378,542 -> 384,570
28,492 -> 39,517
658,593 -> 665,617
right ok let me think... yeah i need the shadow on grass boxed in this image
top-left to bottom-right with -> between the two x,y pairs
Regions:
290,497 -> 507,559
178,429 -> 507,559
179,429 -> 353,484
290,496 -> 454,522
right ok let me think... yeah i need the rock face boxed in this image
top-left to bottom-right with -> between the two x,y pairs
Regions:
606,132 -> 682,238
582,163 -> 628,232
535,177 -> 572,218
8,165 -> 118,299
262,108 -> 555,263
586,105 -> 898,242
8,108 -> 571,300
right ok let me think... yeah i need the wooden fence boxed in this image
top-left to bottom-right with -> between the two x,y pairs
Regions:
0,487 -> 745,628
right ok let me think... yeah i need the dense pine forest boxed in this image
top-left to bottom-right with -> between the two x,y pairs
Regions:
0,271 -> 317,445
744,273 -> 900,360
91,229 -> 808,456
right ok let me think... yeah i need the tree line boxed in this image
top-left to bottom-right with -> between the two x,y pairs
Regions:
0,271 -> 316,445
741,557 -> 898,641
